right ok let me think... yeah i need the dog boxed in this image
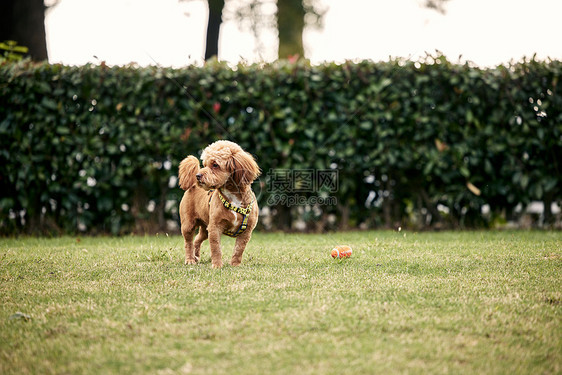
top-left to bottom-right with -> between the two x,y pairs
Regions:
178,140 -> 260,268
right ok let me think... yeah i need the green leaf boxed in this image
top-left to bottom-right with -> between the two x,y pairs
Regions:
359,121 -> 372,130
41,97 -> 58,111
520,174 -> 530,189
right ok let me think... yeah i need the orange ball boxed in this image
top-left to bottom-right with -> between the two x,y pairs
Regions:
331,245 -> 352,259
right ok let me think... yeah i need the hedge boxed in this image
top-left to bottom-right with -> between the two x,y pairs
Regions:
1,56 -> 561,234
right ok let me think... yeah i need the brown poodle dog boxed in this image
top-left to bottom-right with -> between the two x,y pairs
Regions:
178,140 -> 260,268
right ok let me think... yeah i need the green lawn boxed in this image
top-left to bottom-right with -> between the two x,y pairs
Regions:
0,231 -> 560,375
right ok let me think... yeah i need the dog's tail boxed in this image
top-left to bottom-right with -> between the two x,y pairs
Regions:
178,156 -> 200,190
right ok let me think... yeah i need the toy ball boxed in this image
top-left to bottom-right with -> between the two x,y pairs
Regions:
331,245 -> 352,259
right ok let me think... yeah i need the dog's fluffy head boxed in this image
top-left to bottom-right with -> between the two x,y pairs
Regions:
197,140 -> 260,190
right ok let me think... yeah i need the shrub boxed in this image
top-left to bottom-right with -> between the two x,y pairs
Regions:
0,56 -> 560,234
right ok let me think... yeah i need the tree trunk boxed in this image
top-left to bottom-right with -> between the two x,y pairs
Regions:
277,0 -> 305,59
0,0 -> 48,61
204,0 -> 225,61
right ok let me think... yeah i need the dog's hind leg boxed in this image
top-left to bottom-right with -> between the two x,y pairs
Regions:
182,222 -> 197,265
193,225 -> 208,261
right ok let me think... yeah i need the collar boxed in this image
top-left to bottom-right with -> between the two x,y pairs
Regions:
208,189 -> 254,237
216,188 -> 254,215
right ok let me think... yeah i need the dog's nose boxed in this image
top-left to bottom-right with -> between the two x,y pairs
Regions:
196,173 -> 202,181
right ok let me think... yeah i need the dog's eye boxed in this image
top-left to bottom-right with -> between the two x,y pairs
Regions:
212,162 -> 220,169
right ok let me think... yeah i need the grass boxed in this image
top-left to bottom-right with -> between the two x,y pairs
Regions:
0,231 -> 560,375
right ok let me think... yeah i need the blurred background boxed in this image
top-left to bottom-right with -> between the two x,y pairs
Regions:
1,0 -> 561,235
3,0 -> 562,67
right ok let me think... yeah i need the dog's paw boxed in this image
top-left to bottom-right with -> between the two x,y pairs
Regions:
185,258 -> 198,265
211,261 -> 223,269
230,259 -> 241,267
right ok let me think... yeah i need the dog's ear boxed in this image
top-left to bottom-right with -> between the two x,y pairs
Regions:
228,151 -> 261,187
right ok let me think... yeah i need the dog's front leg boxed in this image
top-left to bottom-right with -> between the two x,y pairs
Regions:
230,232 -> 252,266
207,225 -> 223,269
